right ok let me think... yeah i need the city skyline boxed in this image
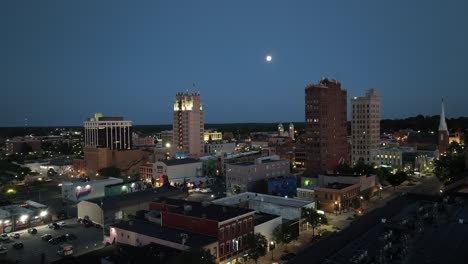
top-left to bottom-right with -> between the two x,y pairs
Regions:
2,0 -> 468,126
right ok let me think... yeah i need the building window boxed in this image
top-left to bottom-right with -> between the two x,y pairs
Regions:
213,247 -> 217,257
226,226 -> 229,238
226,241 -> 230,253
220,243 -> 224,256
220,228 -> 224,239
232,224 -> 236,236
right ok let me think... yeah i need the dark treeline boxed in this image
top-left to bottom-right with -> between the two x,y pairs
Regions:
1,115 -> 467,138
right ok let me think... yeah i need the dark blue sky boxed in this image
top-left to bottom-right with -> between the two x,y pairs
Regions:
2,0 -> 468,126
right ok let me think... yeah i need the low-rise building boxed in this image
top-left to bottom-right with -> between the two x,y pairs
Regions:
204,141 -> 236,154
5,137 -> 42,154
61,177 -> 123,202
139,163 -> 154,184
77,186 -> 184,226
226,155 -> 290,195
0,201 -> 48,233
153,158 -> 202,181
370,146 -> 415,169
149,198 -> 256,264
213,192 -> 315,221
314,183 -> 361,213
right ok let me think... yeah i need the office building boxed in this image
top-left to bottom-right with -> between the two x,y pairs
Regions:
351,89 -> 380,165
304,78 -> 347,177
84,113 -> 133,150
173,93 -> 204,157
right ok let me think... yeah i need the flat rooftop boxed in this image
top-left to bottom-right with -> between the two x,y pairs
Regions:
324,182 -> 354,190
254,213 -> 280,226
111,220 -> 217,248
161,158 -> 200,166
213,192 -> 313,208
154,198 -> 255,222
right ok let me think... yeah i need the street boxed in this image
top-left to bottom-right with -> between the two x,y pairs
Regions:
0,218 -> 104,264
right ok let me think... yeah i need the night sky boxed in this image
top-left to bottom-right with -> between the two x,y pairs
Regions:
2,0 -> 468,127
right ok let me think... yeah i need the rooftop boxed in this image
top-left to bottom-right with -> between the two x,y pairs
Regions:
111,220 -> 217,248
154,198 -> 255,222
254,213 -> 281,226
324,182 -> 354,190
85,185 -> 183,210
160,158 -> 201,166
213,192 -> 313,208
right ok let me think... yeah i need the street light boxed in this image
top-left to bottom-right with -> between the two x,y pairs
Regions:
334,201 -> 339,216
270,241 -> 276,260
379,186 -> 383,199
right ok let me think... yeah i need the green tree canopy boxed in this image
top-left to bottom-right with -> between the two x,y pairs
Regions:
246,233 -> 268,264
386,171 -> 408,189
172,247 -> 215,264
302,207 -> 327,237
272,222 -> 299,250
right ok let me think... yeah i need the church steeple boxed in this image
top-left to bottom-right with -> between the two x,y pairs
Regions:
438,98 -> 448,132
438,98 -> 449,155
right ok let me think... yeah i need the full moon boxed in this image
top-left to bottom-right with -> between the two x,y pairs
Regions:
266,55 -> 272,62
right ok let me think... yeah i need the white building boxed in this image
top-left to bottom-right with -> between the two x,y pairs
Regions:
204,141 -> 236,154
77,186 -> 184,226
351,89 -> 380,165
84,113 -> 133,150
153,158 -> 202,181
213,192 -> 315,220
370,146 -> 415,169
289,123 -> 295,140
173,92 -> 204,157
61,177 -> 123,202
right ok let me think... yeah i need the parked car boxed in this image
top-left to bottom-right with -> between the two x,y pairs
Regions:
28,228 -> 38,234
280,252 -> 297,262
49,236 -> 66,245
9,233 -> 20,239
65,233 -> 77,240
49,223 -> 60,229
0,234 -> 9,241
41,234 -> 53,241
12,242 -> 24,249
57,221 -> 67,227
0,245 -> 8,255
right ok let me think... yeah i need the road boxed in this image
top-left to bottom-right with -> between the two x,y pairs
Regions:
0,218 -> 104,264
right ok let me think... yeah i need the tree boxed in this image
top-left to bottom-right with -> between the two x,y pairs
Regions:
302,207 -> 327,237
434,143 -> 465,183
386,171 -> 408,190
246,233 -> 268,264
172,247 -> 215,264
19,142 -> 33,154
375,167 -> 391,184
353,160 -> 375,175
335,162 -> 353,174
202,160 -> 216,176
272,223 -> 299,250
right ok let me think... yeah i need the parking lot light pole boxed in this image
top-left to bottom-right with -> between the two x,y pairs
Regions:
270,241 -> 275,260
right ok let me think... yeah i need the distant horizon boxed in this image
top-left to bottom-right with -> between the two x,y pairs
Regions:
0,114 -> 466,129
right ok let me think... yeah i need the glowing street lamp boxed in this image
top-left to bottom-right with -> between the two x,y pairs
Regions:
40,210 -> 48,217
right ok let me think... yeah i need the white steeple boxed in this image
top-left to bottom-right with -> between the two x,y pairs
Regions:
438,98 -> 448,132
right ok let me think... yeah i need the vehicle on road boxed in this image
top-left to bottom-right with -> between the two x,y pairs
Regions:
0,234 -> 9,241
57,244 -> 73,256
41,234 -> 53,241
0,245 -> 8,255
49,222 -> 61,229
12,242 -> 24,249
65,233 -> 77,240
280,252 -> 297,262
57,221 -> 67,227
28,228 -> 38,234
9,232 -> 20,239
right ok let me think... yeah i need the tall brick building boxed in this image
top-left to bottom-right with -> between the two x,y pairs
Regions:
304,78 -> 347,177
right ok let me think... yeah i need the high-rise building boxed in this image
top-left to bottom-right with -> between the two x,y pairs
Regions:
289,123 -> 295,140
438,99 -> 449,155
173,92 -> 204,156
304,78 -> 347,177
84,113 -> 133,150
351,89 -> 380,165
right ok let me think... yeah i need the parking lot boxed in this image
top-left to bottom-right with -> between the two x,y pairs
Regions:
0,218 -> 104,264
